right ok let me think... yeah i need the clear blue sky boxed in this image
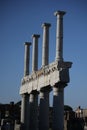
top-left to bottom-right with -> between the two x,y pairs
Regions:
0,0 -> 87,109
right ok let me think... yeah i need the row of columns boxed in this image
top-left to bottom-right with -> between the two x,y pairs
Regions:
21,84 -> 66,130
24,23 -> 51,76
24,11 -> 66,75
21,11 -> 66,130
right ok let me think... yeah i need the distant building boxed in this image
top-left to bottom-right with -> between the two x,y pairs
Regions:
0,102 -> 87,130
0,101 -> 21,130
75,106 -> 87,127
64,106 -> 84,130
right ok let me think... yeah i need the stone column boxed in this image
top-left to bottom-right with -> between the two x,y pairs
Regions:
42,23 -> 51,67
21,94 -> 30,130
52,83 -> 66,130
54,11 -> 66,61
29,91 -> 38,130
39,87 -> 51,130
32,34 -> 40,72
24,42 -> 31,76
21,42 -> 31,130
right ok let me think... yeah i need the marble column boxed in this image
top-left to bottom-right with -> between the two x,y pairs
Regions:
39,87 -> 51,130
42,23 -> 51,67
21,94 -> 30,130
32,34 -> 40,72
52,83 -> 66,130
29,91 -> 38,130
54,11 -> 66,61
24,42 -> 31,76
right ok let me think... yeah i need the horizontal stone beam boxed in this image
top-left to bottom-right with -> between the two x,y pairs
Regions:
20,61 -> 72,94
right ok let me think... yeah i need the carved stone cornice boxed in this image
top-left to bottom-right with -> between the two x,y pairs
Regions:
20,61 -> 72,94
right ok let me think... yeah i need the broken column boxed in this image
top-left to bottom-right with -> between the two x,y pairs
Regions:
42,23 -> 51,67
54,11 -> 66,61
32,34 -> 40,72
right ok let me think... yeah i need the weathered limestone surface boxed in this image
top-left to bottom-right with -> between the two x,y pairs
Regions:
24,42 -> 31,76
42,23 -> 51,67
20,10 -> 72,130
54,11 -> 66,61
32,34 -> 40,72
20,61 -> 72,94
39,87 -> 51,130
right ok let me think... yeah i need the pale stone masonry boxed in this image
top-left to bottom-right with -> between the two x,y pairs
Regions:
20,10 -> 72,130
24,42 -> 31,76
54,11 -> 66,61
32,34 -> 40,72
42,23 -> 51,67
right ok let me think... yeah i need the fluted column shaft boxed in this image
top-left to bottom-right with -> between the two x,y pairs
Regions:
42,23 -> 51,67
32,34 -> 40,72
53,83 -> 66,130
39,87 -> 51,130
29,91 -> 38,130
24,42 -> 31,76
54,11 -> 66,61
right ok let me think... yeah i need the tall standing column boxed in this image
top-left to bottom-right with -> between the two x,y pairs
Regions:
29,91 -> 38,130
21,42 -> 31,130
54,11 -> 66,61
32,34 -> 40,72
39,87 -> 51,130
42,23 -> 51,67
21,94 -> 30,130
52,83 -> 66,130
24,42 -> 31,76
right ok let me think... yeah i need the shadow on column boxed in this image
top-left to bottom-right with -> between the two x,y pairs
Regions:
39,87 -> 51,130
29,91 -> 38,130
52,86 -> 64,130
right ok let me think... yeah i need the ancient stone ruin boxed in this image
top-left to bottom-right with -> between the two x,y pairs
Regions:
19,10 -> 72,130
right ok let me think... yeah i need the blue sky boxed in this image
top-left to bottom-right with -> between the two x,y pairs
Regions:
0,0 -> 87,109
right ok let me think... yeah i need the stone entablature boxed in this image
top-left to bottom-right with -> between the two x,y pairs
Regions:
20,61 -> 72,94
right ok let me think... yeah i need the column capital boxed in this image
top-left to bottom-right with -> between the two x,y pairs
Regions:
24,42 -> 32,46
40,86 -> 52,92
21,93 -> 29,98
54,10 -> 66,16
32,34 -> 40,38
42,23 -> 51,28
31,90 -> 39,95
54,82 -> 67,89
